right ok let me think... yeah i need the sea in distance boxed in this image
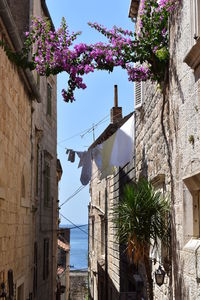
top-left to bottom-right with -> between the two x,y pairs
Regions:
61,224 -> 88,271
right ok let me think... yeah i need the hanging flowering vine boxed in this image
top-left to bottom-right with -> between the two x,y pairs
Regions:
0,0 -> 178,102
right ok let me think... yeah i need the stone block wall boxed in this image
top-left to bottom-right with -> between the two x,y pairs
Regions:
133,0 -> 200,299
89,156 -> 137,299
0,1 -> 58,299
31,0 -> 58,297
168,1 -> 200,298
0,25 -> 33,298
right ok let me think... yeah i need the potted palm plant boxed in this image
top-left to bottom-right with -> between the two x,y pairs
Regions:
113,178 -> 170,300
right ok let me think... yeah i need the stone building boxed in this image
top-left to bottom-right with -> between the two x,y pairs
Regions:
88,86 -> 140,300
129,0 -> 200,299
57,228 -> 70,300
0,1 -> 58,299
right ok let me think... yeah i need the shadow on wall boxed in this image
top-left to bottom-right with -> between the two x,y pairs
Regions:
171,221 -> 190,299
118,166 -> 145,300
97,261 -> 140,300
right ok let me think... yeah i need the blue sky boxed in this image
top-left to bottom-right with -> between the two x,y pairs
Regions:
46,0 -> 135,225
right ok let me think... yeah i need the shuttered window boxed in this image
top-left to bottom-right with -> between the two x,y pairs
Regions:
101,218 -> 105,255
134,81 -> 144,109
44,162 -> 51,206
35,143 -> 39,196
43,239 -> 49,280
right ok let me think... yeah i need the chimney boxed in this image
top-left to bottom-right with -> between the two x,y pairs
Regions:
110,85 -> 122,123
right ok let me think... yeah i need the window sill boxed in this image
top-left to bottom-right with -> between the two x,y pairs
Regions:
0,187 -> 5,200
21,197 -> 30,208
184,39 -> 200,80
183,237 -> 200,253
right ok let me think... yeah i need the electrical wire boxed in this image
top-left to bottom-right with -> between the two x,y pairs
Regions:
59,111 -> 133,208
61,214 -> 117,230
66,224 -> 88,230
60,213 -> 106,246
58,114 -> 109,144
80,115 -> 109,138
58,109 -> 127,145
59,185 -> 87,207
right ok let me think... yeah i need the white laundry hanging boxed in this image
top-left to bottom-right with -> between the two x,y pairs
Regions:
74,114 -> 134,185
109,114 -> 134,167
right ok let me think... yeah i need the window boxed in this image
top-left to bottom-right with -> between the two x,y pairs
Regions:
33,242 -> 38,296
21,175 -> 25,199
17,284 -> 24,300
101,218 -> 105,255
134,81 -> 144,109
184,2 -> 200,76
44,161 -> 51,206
183,172 -> 200,239
43,239 -> 49,280
47,83 -> 52,116
8,269 -> 14,299
191,0 -> 200,40
35,143 -> 39,196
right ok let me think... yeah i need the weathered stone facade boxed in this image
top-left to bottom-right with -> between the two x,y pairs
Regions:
130,0 -> 200,299
0,23 -> 34,298
0,1 -> 58,299
88,92 -> 138,299
69,271 -> 88,300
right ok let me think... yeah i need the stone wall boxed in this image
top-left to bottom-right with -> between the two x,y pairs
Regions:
168,1 -> 200,298
0,23 -> 33,298
0,1 -> 58,299
31,1 -> 58,299
69,271 -> 88,300
89,155 -> 137,300
133,0 -> 200,299
108,159 -> 137,299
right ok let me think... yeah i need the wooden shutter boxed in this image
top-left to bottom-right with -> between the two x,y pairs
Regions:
134,81 -> 144,109
43,239 -> 49,280
8,269 -> 14,298
35,144 -> 39,196
44,162 -> 50,206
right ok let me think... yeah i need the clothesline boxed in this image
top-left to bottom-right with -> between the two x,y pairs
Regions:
66,114 -> 135,186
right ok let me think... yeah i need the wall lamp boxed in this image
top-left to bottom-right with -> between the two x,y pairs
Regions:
155,265 -> 166,286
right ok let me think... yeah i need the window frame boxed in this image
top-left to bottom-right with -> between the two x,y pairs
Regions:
44,160 -> 51,207
101,217 -> 105,256
43,238 -> 49,280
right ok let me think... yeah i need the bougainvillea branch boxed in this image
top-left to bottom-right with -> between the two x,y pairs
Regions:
0,0 -> 179,102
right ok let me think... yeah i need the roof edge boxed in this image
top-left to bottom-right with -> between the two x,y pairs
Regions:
41,0 -> 55,31
128,0 -> 139,20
